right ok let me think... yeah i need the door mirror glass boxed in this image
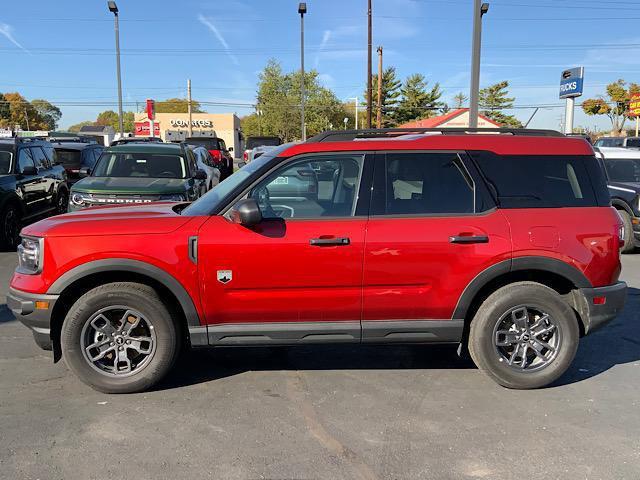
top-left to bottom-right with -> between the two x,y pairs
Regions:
230,198 -> 262,226
193,169 -> 207,180
78,167 -> 91,178
237,161 -> 246,169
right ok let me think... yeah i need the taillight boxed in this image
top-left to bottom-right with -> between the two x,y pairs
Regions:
208,149 -> 223,165
243,151 -> 248,161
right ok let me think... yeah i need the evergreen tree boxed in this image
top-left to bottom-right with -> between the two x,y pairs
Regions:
365,67 -> 402,127
479,81 -> 522,128
394,74 -> 444,125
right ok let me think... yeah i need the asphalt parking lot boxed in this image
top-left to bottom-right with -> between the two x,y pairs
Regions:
1,253 -> 639,480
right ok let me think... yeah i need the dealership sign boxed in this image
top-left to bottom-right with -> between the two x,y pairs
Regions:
629,93 -> 640,117
134,121 -> 160,136
559,67 -> 584,99
170,119 -> 213,128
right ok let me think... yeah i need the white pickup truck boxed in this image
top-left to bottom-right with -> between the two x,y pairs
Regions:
243,136 -> 282,164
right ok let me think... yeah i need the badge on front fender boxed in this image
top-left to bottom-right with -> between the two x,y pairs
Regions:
217,270 -> 232,284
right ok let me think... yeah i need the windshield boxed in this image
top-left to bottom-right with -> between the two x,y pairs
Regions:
595,138 -> 624,147
93,152 -> 187,178
185,138 -> 220,150
56,149 -> 82,168
605,158 -> 640,183
0,151 -> 12,174
246,137 -> 281,149
182,144 -> 289,216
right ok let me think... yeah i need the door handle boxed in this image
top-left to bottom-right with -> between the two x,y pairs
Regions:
449,235 -> 489,244
310,237 -> 350,246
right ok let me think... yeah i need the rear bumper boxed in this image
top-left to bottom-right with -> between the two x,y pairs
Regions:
570,281 -> 627,334
7,287 -> 59,347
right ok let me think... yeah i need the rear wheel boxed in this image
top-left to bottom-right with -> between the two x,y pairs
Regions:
618,209 -> 635,254
61,282 -> 179,393
468,282 -> 579,389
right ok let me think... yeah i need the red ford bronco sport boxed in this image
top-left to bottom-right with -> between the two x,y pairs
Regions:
9,128 -> 627,393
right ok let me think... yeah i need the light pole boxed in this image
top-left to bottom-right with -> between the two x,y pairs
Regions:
468,1 -> 489,129
108,1 -> 124,136
347,97 -> 359,129
298,3 -> 307,141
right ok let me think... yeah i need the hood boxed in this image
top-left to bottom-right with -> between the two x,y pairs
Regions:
608,181 -> 640,194
72,176 -> 189,195
21,202 -> 201,238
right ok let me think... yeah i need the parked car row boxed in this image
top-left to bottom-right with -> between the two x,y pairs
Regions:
8,127 -> 627,394
594,136 -> 640,148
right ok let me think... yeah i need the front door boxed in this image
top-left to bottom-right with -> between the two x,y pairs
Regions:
197,153 -> 371,344
361,151 -> 511,342
15,148 -> 46,218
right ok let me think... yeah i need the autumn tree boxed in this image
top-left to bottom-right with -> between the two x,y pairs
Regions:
155,98 -> 204,114
479,81 -> 522,128
394,74 -> 444,125
582,80 -> 640,134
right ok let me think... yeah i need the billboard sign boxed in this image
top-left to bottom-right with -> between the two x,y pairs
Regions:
559,67 -> 584,99
629,93 -> 640,117
134,121 -> 160,136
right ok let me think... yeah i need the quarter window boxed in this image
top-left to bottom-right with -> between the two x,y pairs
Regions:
376,153 -> 475,215
249,155 -> 364,219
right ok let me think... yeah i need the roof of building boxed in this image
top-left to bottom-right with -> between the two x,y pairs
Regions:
79,125 -> 115,134
398,108 -> 501,128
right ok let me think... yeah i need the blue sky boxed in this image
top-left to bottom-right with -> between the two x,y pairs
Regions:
1,0 -> 639,131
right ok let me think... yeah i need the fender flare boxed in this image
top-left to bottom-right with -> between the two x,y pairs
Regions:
452,256 -> 592,320
0,191 -> 26,216
611,197 -> 633,216
47,258 -> 201,327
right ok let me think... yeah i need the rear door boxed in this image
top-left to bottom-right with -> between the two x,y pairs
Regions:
30,146 -> 56,209
197,153 -> 372,344
361,151 -> 511,342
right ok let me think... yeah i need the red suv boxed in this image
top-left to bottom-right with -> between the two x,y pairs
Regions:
8,128 -> 627,393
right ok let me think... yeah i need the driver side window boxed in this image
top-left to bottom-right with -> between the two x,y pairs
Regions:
249,155 -> 364,219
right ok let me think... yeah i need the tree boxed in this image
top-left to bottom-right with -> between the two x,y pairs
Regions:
582,80 -> 640,134
95,110 -> 135,132
249,59 -> 346,141
68,121 -> 95,133
365,66 -> 402,127
394,74 -> 444,125
453,92 -> 468,108
155,98 -> 204,114
479,81 -> 522,128
0,93 -> 9,124
31,99 -> 62,130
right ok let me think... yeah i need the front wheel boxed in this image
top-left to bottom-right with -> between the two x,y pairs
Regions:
61,282 -> 179,393
468,282 -> 579,389
1,203 -> 22,250
56,189 -> 69,214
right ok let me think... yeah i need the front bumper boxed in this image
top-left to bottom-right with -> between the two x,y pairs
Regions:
7,287 -> 59,346
570,281 -> 627,334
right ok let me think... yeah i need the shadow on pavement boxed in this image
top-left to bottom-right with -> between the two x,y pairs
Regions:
0,304 -> 16,323
159,288 -> 640,391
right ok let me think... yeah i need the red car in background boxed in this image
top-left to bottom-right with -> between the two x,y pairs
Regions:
185,136 -> 233,181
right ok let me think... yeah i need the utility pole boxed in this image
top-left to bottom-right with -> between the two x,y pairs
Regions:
469,1 -> 489,129
298,3 -> 307,140
376,46 -> 383,129
366,0 -> 373,128
187,79 -> 193,138
108,1 -> 124,136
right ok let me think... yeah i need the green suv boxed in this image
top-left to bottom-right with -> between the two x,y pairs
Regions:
69,143 -> 207,211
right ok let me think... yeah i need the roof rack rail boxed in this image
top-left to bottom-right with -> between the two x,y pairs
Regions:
306,127 -> 565,143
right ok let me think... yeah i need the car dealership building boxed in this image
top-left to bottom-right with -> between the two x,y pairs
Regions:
133,112 -> 242,157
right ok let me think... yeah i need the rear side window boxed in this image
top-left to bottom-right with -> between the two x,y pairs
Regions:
56,149 -> 82,168
626,138 -> 640,148
470,152 -> 606,208
374,153 -> 475,215
30,147 -> 50,169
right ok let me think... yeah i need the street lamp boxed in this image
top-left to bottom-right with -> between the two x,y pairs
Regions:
298,3 -> 307,141
107,1 -> 124,136
468,1 -> 489,129
347,97 -> 359,129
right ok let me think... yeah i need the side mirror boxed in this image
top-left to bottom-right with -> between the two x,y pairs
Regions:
228,146 -> 234,152
79,167 -> 91,178
193,169 -> 207,180
237,161 -> 246,168
21,165 -> 37,176
230,198 -> 262,227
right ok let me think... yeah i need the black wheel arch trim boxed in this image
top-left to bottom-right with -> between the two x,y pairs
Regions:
0,192 -> 26,216
453,256 -> 593,320
47,258 -> 201,327
611,198 -> 633,216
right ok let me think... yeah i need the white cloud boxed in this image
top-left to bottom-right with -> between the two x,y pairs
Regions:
0,22 -> 30,54
197,14 -> 239,66
314,30 -> 332,69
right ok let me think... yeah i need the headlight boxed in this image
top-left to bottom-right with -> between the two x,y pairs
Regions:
17,236 -> 43,274
159,194 -> 186,201
70,192 -> 92,206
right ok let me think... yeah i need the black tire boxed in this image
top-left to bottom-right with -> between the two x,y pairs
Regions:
618,209 -> 635,254
0,203 -> 22,250
468,281 -> 579,389
56,189 -> 69,215
61,282 -> 179,394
